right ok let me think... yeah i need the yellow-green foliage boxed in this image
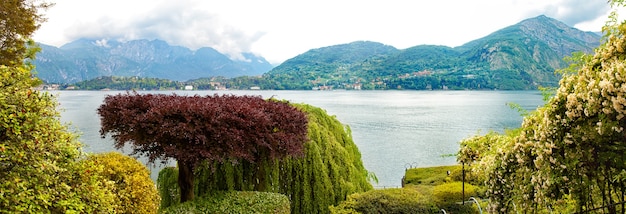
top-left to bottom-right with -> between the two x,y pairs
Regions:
0,64 -> 118,212
432,182 -> 477,205
330,188 -> 437,214
83,152 -> 160,213
160,191 -> 290,214
158,103 -> 373,213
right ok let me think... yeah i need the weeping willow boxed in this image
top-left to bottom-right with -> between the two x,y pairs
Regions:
158,103 -> 373,213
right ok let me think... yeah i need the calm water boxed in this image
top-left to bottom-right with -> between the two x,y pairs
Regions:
55,90 -> 544,188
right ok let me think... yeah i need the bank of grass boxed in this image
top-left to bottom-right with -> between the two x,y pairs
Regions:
403,165 -> 461,186
331,165 -> 485,213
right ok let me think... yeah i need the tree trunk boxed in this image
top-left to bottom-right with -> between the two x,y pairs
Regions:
254,161 -> 267,192
178,160 -> 195,203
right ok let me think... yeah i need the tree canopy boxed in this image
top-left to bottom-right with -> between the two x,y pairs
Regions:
0,0 -> 51,66
98,93 -> 309,202
0,0 -> 128,212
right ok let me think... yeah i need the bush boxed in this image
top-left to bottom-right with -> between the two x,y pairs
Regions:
0,64 -> 119,212
330,188 -> 438,214
83,152 -> 160,213
431,182 -> 483,213
160,191 -> 290,214
432,182 -> 477,205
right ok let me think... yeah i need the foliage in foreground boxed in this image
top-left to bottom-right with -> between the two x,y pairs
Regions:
0,64 -> 118,212
159,191 -> 290,214
458,2 -> 626,213
329,188 -> 437,214
158,103 -> 373,213
82,152 -> 160,213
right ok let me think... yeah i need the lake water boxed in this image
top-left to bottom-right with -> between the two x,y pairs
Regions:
55,90 -> 544,188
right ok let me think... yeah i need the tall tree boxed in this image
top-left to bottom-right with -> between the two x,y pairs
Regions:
1,0 -> 119,212
0,0 -> 51,66
98,93 -> 309,202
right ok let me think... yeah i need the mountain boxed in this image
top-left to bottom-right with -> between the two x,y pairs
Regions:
264,41 -> 399,89
34,39 -> 273,83
263,15 -> 601,90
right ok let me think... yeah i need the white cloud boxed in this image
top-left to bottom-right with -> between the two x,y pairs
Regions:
33,0 -> 618,64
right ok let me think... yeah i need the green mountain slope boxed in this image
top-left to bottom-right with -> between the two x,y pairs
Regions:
264,41 -> 399,89
263,15 -> 601,90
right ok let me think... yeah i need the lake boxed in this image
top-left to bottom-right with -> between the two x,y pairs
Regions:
55,90 -> 545,188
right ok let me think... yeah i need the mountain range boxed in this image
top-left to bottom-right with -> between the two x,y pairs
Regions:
262,15 -> 600,90
34,39 -> 273,83
35,15 -> 601,90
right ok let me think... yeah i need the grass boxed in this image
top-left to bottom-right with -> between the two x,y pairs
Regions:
403,165 -> 462,186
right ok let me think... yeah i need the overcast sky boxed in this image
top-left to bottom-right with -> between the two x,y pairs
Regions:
33,0 -> 621,64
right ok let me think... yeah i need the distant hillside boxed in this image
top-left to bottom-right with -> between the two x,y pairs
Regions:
263,15 -> 601,90
264,41 -> 399,89
33,39 -> 273,83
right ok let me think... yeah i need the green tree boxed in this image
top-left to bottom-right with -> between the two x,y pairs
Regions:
0,64 -> 118,212
0,0 -> 51,66
1,1 -> 118,212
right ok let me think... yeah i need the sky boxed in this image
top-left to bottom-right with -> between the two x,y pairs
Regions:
33,0 -> 622,65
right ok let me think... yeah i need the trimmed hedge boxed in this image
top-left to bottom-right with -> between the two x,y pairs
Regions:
432,181 -> 477,205
330,188 -> 438,213
159,191 -> 289,214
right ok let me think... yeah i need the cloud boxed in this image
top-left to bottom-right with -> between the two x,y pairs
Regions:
63,0 -> 263,60
522,0 -> 610,27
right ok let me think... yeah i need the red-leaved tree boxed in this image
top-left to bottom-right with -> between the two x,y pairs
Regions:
97,93 -> 308,202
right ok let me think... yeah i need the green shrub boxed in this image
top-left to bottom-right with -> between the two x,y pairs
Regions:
160,191 -> 290,214
430,182 -> 483,213
432,182 -> 477,205
83,152 -> 160,213
447,166 -> 480,184
330,188 -> 438,214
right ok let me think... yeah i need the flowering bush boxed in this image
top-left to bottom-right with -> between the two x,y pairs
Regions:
459,2 -> 626,213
